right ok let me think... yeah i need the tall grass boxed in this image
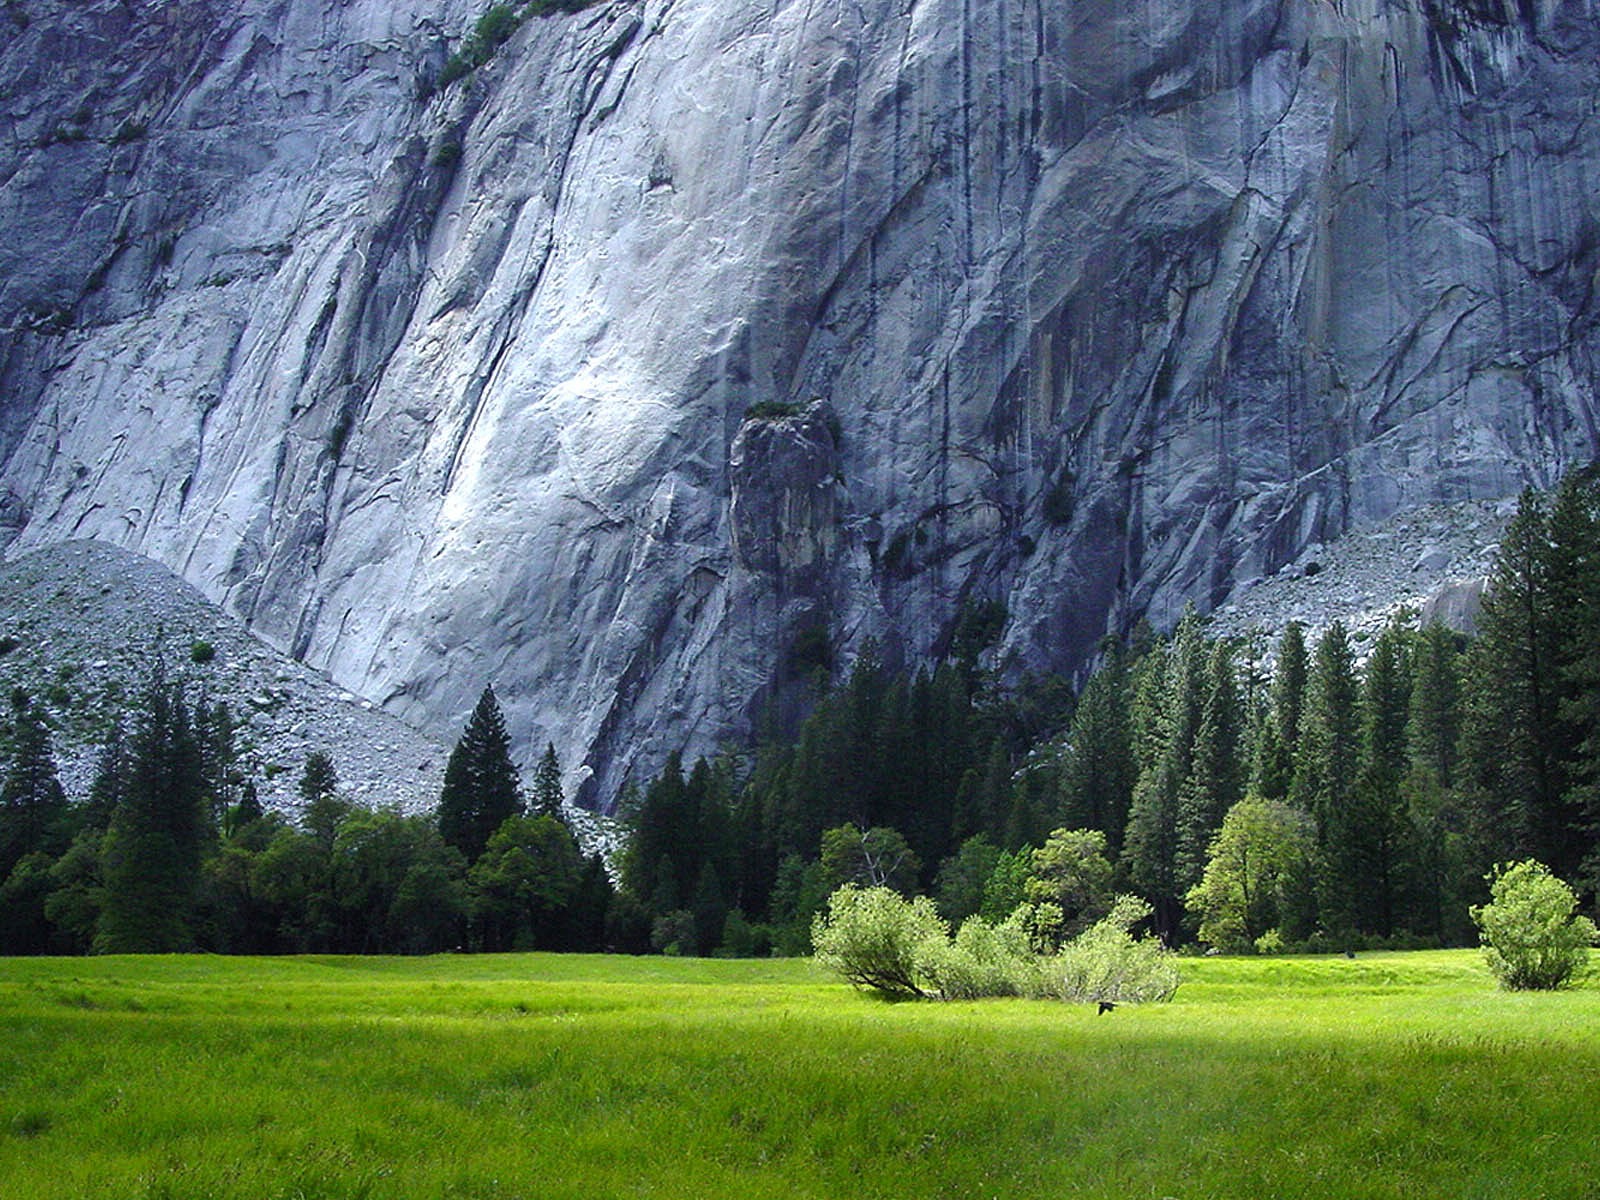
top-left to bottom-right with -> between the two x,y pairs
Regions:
1,951 -> 1596,1198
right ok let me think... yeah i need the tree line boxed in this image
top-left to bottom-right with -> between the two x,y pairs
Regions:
0,674 -> 633,955
619,470 -> 1600,955
6,470 -> 1600,957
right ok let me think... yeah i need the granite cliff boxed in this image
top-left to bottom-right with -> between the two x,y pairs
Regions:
2,0 -> 1597,805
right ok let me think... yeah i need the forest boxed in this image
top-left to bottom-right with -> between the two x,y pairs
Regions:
3,470 -> 1599,957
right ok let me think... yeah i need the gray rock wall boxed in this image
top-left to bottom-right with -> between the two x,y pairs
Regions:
3,0 -> 1598,804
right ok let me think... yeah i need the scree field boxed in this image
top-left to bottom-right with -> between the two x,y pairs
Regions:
0,951 -> 1596,1199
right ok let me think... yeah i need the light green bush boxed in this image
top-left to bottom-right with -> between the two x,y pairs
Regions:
1039,895 -> 1180,1004
815,885 -> 1180,1005
1470,860 -> 1597,990
917,911 -> 1039,1000
811,885 -> 946,999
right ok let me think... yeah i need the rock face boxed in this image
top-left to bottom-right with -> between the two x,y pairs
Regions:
3,0 -> 1599,805
0,541 -> 447,814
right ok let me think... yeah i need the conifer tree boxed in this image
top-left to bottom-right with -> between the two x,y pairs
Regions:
437,685 -> 524,863
1461,488 -> 1580,874
1290,623 -> 1361,934
1124,609 -> 1207,937
531,742 -> 563,819
1290,623 -> 1361,835
1408,622 -> 1462,789
81,719 -> 128,834
1250,622 -> 1307,801
298,751 -> 349,848
1547,468 -> 1600,878
1053,649 -> 1135,852
0,699 -> 68,880
621,750 -> 691,911
1351,617 -> 1417,935
1175,640 -> 1244,895
96,675 -> 210,953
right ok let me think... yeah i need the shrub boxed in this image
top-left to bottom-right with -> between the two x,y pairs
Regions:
650,909 -> 696,956
435,2 -> 525,89
816,885 -> 1180,1006
1253,928 -> 1285,955
743,400 -> 803,422
1042,470 -> 1075,525
189,640 -> 216,664
1039,895 -> 1180,1004
1470,860 -> 1597,990
918,911 -> 1038,1000
811,885 -> 946,999
785,626 -> 832,680
951,599 -> 1007,660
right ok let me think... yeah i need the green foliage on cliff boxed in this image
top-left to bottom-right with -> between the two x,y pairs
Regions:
431,0 -> 602,93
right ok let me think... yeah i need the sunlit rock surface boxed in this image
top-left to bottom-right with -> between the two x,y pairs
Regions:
3,0 -> 1597,804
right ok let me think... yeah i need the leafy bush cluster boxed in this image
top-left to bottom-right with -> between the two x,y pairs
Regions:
1470,859 -> 1597,990
811,884 -> 1178,1004
743,400 -> 805,422
1046,895 -> 1181,1004
431,0 -> 598,92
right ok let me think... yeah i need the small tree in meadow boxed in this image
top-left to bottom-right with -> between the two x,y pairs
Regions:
1043,895 -> 1180,1005
1470,860 -> 1597,990
1024,827 -> 1114,941
811,884 -> 946,999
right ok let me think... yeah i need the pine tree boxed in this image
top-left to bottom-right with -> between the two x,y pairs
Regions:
1547,468 -> 1600,879
1053,650 -> 1135,852
1408,622 -> 1462,789
1290,623 -> 1360,835
1290,623 -> 1361,935
298,751 -> 349,848
96,676 -> 211,953
1175,640 -> 1245,896
1461,488 -> 1580,874
1350,617 -> 1417,935
1250,622 -> 1307,800
0,699 -> 68,880
621,750 -> 691,912
1124,609 -> 1207,938
81,719 -> 128,834
437,685 -> 524,863
531,742 -> 564,819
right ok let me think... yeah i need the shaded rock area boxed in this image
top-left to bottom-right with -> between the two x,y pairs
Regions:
2,0 -> 1599,806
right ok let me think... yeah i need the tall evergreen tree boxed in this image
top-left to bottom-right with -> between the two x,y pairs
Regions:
1350,617 -> 1417,935
1053,648 -> 1135,852
1290,623 -> 1361,934
1290,623 -> 1361,835
621,750 -> 692,911
1461,488 -> 1580,874
1175,640 -> 1245,896
1547,467 -> 1600,881
0,699 -> 68,880
80,719 -> 128,834
298,751 -> 349,848
1124,609 -> 1207,938
437,686 -> 524,863
1250,622 -> 1307,801
1408,622 -> 1462,789
96,676 -> 210,953
531,742 -> 564,819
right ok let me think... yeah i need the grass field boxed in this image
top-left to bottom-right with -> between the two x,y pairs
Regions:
1,950 -> 1597,1199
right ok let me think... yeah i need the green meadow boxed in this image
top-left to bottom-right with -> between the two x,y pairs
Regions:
1,951 -> 1597,1199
